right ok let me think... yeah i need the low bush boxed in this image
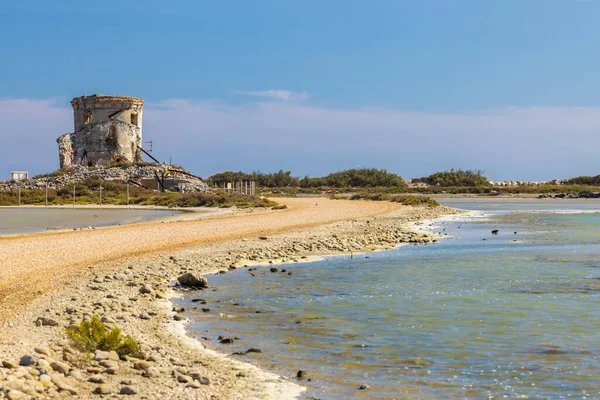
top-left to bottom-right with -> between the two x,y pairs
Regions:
349,193 -> 439,207
66,315 -> 142,357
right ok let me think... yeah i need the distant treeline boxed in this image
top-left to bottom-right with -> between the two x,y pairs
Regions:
413,169 -> 490,187
205,168 -> 405,188
564,175 -> 600,186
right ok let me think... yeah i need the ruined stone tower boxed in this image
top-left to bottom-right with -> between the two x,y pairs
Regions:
57,94 -> 144,168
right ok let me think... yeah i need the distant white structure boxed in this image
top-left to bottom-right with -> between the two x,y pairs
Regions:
10,171 -> 28,181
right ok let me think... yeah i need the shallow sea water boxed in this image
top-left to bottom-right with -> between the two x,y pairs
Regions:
178,200 -> 600,399
0,208 -> 178,234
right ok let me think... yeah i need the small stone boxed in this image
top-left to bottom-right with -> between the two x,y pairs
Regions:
89,375 -> 105,384
245,348 -> 262,353
120,386 -> 138,395
93,384 -> 117,394
139,284 -> 154,295
2,360 -> 17,369
7,390 -> 26,400
101,316 -> 116,324
34,317 -> 59,327
51,376 -> 78,395
94,350 -> 110,361
133,360 -> 150,370
197,376 -> 210,385
186,381 -> 202,389
173,314 -> 185,321
177,273 -> 208,288
359,384 -> 370,390
68,369 -> 84,380
99,360 -> 118,369
19,355 -> 38,367
176,374 -> 193,383
154,290 -> 167,299
50,360 -> 70,375
34,346 -> 52,356
269,267 -> 278,272
139,313 -> 151,320
296,370 -> 306,379
143,367 -> 160,378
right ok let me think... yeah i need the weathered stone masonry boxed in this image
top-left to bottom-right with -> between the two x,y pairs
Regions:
57,94 -> 144,168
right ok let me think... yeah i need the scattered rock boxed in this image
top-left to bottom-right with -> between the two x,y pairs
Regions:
120,386 -> 138,395
89,375 -> 106,384
359,384 -> 370,390
133,360 -> 151,371
296,370 -> 306,379
101,316 -> 116,324
245,348 -> 262,353
34,317 -> 59,327
50,360 -> 70,375
51,375 -> 78,395
7,390 -> 26,400
34,346 -> 52,356
139,284 -> 154,294
143,367 -> 160,378
177,273 -> 208,288
2,360 -> 17,369
173,313 -> 185,321
93,384 -> 117,394
176,374 -> 193,383
19,355 -> 38,367
68,369 -> 85,380
139,312 -> 151,320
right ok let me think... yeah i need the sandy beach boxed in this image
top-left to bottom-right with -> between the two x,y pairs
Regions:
0,198 -> 458,399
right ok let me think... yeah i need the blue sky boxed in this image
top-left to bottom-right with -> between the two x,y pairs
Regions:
1,1 -> 600,180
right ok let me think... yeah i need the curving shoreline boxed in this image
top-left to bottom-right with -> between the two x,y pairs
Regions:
0,198 -> 460,399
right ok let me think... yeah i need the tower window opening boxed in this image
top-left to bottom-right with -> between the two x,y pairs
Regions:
83,112 -> 92,125
131,113 -> 139,126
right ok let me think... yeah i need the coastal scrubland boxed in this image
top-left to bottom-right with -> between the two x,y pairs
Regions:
0,178 -> 279,208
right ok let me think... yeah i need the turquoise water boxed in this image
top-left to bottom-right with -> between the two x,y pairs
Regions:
0,208 -> 178,234
179,200 -> 600,399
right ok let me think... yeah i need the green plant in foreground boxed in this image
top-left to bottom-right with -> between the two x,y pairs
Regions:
66,315 -> 142,357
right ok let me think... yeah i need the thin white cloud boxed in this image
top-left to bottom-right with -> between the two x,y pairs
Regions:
234,89 -> 310,101
1,97 -> 600,181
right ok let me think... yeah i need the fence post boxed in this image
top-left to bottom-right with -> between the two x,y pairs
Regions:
45,183 -> 48,207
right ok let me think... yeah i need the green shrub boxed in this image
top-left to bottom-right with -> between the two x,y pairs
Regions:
416,169 -> 490,187
66,315 -> 142,357
349,193 -> 439,207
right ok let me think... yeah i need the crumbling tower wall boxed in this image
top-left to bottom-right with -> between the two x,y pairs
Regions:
57,94 -> 144,168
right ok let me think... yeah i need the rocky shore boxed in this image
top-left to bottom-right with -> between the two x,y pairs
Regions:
0,200 -> 459,399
